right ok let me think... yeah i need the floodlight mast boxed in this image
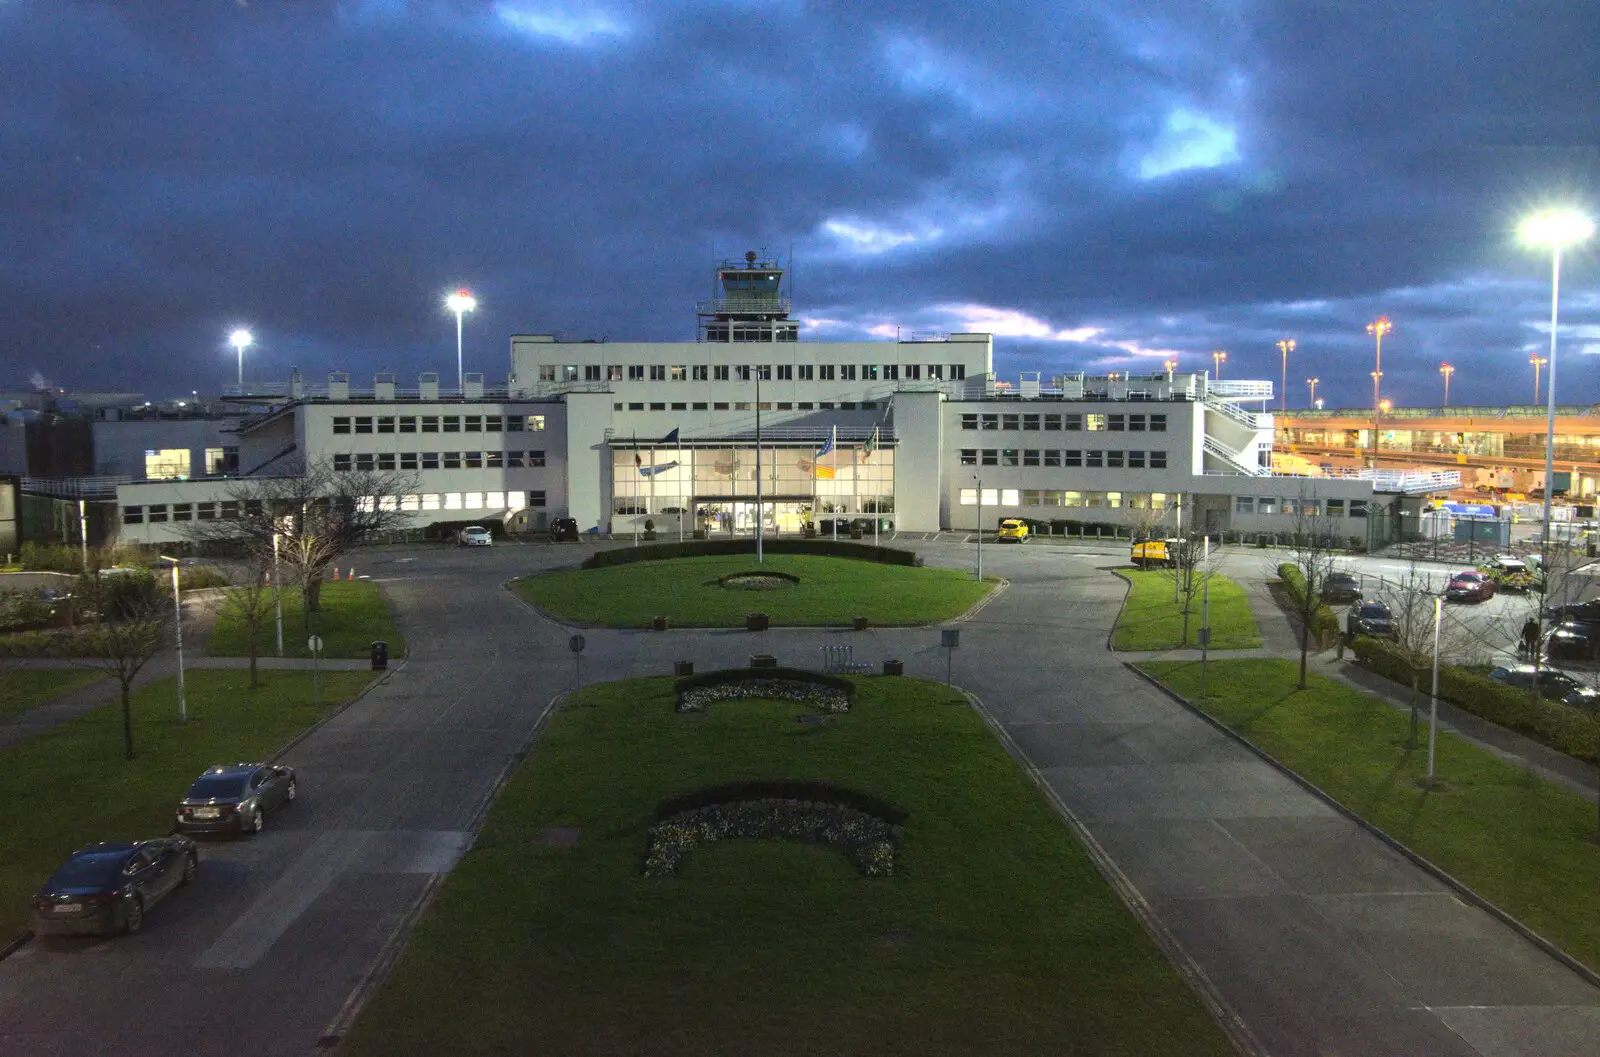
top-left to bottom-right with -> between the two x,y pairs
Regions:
446,289 -> 478,394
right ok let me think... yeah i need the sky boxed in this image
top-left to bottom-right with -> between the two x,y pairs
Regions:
2,0 -> 1597,410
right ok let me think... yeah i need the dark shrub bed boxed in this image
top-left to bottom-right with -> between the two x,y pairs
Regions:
584,538 -> 919,570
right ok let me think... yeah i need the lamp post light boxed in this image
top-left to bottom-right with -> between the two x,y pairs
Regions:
1163,357 -> 1178,383
1518,207 -> 1596,591
445,289 -> 478,395
1439,362 -> 1455,407
1210,350 -> 1227,379
1277,338 -> 1295,412
1306,377 -> 1319,407
1530,354 -> 1549,404
228,329 -> 253,387
974,474 -> 983,583
1366,316 -> 1392,465
159,556 -> 186,723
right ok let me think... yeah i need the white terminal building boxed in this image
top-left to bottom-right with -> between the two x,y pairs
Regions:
114,253 -> 1457,544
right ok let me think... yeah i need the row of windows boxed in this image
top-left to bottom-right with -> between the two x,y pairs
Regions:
959,412 -> 1167,432
958,449 -> 1170,469
613,399 -> 879,413
1235,496 -> 1368,518
539,363 -> 967,383
122,490 -> 547,524
958,489 -> 1176,510
330,451 -> 547,471
331,414 -> 548,435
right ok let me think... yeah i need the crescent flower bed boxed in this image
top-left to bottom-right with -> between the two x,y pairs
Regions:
677,674 -> 851,714
643,798 -> 902,877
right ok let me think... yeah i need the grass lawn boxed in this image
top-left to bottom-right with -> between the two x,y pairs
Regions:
514,553 -> 991,627
206,579 -> 403,659
0,667 -> 374,940
341,676 -> 1233,1057
1142,658 -> 1600,973
1112,568 -> 1261,651
0,668 -> 106,721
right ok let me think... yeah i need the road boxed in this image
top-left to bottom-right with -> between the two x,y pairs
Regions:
1,536 -> 1597,1056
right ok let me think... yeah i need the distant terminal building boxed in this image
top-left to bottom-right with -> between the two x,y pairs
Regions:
1275,405 -> 1600,499
111,254 -> 1459,546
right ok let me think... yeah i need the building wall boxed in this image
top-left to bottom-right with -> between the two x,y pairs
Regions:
90,417 -> 244,479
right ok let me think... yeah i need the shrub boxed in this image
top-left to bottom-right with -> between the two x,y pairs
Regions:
1276,562 -> 1341,644
583,539 -> 920,569
21,541 -> 149,574
0,589 -> 56,632
643,798 -> 902,877
75,569 -> 161,621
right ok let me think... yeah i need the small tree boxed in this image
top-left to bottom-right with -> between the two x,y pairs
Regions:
1370,562 -> 1471,749
74,571 -> 175,760
1286,489 -> 1341,688
1162,532 -> 1210,647
215,557 -> 276,688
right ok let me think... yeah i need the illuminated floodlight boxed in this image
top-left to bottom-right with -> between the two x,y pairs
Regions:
229,329 -> 254,386
1518,209 -> 1595,249
445,289 -> 478,393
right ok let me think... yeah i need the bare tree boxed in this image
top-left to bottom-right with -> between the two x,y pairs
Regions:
186,458 -> 418,635
1369,562 -> 1473,749
74,570 -> 175,760
1161,532 -> 1209,647
214,557 -> 276,688
1286,489 -> 1341,689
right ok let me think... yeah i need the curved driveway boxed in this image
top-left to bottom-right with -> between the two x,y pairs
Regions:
0,538 -> 1596,1056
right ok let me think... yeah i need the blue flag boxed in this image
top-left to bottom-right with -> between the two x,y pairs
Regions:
662,427 -> 680,446
815,430 -> 834,458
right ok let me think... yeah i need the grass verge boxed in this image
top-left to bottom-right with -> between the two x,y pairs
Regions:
514,553 -> 990,627
341,676 -> 1234,1057
0,668 -> 107,721
0,668 -> 374,940
1112,568 -> 1261,651
1141,658 -> 1600,973
206,579 -> 403,659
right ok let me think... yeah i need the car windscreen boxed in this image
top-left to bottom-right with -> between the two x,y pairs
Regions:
187,775 -> 247,799
49,854 -> 126,887
1357,604 -> 1388,618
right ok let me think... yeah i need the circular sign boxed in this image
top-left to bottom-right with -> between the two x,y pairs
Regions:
307,635 -> 324,653
569,634 -> 586,654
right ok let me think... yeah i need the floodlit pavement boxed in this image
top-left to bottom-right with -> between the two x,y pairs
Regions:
0,537 -> 1597,1055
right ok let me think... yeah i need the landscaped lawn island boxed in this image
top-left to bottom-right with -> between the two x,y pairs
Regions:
342,672 -> 1235,1056
1111,568 -> 1261,651
513,552 -> 990,628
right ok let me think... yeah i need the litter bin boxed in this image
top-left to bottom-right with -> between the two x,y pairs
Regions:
370,640 -> 389,670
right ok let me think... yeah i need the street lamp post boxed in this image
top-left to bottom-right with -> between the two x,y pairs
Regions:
1306,377 -> 1319,407
1519,207 -> 1596,598
445,289 -> 478,395
229,329 -> 253,387
160,556 -> 186,723
974,474 -> 983,582
1366,316 -> 1391,467
1277,339 -> 1295,412
1210,350 -> 1227,379
1375,399 -> 1392,466
1530,354 -> 1548,404
272,530 -> 283,657
755,373 -> 763,564
1163,357 -> 1178,386
1439,362 -> 1455,407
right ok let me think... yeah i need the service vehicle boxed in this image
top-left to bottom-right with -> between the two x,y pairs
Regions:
1130,538 -> 1175,568
996,519 -> 1030,543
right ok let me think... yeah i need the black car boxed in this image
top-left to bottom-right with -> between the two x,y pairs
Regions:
548,517 -> 580,542
1545,622 -> 1600,662
1346,601 -> 1395,639
175,763 -> 296,836
1321,572 -> 1362,603
1489,665 -> 1600,707
1545,598 -> 1600,624
33,838 -> 196,936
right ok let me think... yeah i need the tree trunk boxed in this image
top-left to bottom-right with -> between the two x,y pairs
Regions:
121,680 -> 135,760
1297,613 -> 1311,689
248,635 -> 259,689
1180,604 -> 1191,648
306,576 -> 324,614
1407,670 -> 1420,749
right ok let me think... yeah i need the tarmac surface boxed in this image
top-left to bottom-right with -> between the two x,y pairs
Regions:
1,537 -> 1598,1056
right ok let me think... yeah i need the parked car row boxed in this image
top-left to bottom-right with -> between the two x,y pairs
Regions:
32,762 -> 297,938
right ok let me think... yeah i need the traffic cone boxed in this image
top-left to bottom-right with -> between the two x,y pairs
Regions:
348,567 -> 355,581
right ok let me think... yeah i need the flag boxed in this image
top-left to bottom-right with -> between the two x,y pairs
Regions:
814,430 -> 834,459
662,427 -> 680,446
814,464 -> 836,480
639,460 -> 680,478
634,451 -> 642,467
863,426 -> 879,460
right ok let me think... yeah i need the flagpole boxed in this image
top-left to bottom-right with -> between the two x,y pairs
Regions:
755,373 -> 763,564
632,430 -> 638,545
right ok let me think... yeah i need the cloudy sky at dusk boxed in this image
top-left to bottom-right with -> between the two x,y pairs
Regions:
2,0 -> 1596,409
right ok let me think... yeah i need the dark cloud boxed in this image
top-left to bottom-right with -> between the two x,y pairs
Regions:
0,0 -> 1595,409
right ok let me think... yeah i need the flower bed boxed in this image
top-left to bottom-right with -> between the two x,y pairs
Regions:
644,796 -> 902,877
719,570 -> 801,590
679,676 -> 850,713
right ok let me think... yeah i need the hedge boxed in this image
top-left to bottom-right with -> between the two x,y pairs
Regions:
1350,635 -> 1600,762
1276,563 -> 1341,645
582,539 -> 921,569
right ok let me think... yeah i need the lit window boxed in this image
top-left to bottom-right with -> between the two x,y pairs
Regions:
444,493 -> 463,510
526,415 -> 546,431
1000,489 -> 1019,506
959,488 -> 977,506
144,448 -> 192,480
506,491 -> 525,508
464,491 -> 484,508
486,491 -> 504,508
421,493 -> 441,510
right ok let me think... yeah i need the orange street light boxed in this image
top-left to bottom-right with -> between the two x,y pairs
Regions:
1276,338 -> 1296,412
1306,377 -> 1320,406
1439,362 -> 1455,406
1530,354 -> 1549,403
1211,349 -> 1227,379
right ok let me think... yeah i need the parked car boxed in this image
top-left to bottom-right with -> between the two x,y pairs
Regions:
1544,597 -> 1600,624
1445,571 -> 1495,604
457,525 -> 493,547
1489,664 -> 1600,707
996,519 -> 1030,543
174,763 -> 297,836
32,838 -> 197,936
548,517 -> 580,541
1320,572 -> 1362,603
1346,601 -> 1395,639
1545,622 -> 1600,662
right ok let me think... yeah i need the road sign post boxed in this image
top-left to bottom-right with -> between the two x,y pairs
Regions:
941,628 -> 960,686
308,634 -> 323,705
570,634 -> 586,690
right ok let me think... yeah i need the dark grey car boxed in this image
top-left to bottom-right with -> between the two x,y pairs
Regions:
1347,601 -> 1395,639
174,763 -> 297,836
33,838 -> 197,936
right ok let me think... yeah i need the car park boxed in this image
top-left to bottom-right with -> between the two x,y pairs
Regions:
174,763 -> 296,836
457,525 -> 492,547
996,519 -> 1030,543
1445,571 -> 1495,604
1320,572 -> 1362,603
1489,664 -> 1600,707
548,517 -> 580,541
32,838 -> 197,936
1346,601 -> 1395,639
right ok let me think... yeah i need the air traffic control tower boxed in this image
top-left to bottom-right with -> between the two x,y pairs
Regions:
696,251 -> 798,343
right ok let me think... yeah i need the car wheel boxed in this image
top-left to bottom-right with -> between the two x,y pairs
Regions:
180,853 -> 197,887
123,896 -> 144,934
285,779 -> 297,803
248,807 -> 264,835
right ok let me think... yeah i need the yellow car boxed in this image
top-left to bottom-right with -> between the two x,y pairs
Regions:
996,519 -> 1030,543
1130,538 -> 1176,568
